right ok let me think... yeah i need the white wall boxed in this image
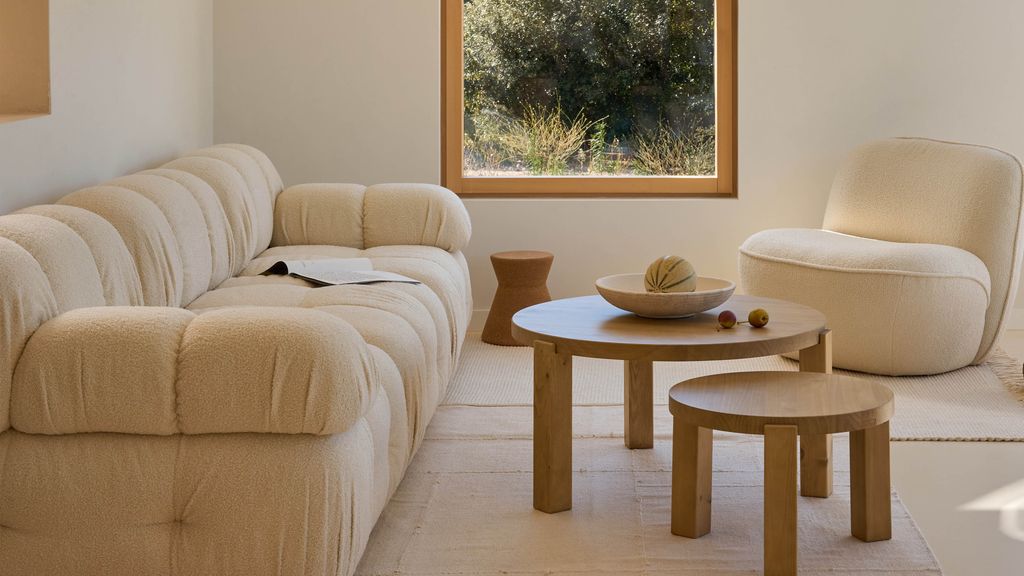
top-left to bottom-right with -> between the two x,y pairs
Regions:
213,0 -> 1024,325
0,0 -> 213,215
213,0 -> 440,186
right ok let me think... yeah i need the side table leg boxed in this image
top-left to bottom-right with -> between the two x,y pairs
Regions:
534,340 -> 573,513
671,420 -> 712,538
799,330 -> 833,498
764,424 -> 798,576
625,359 -> 654,449
851,421 -> 892,542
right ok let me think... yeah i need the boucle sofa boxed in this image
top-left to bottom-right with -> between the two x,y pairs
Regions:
0,144 -> 472,575
740,137 -> 1023,375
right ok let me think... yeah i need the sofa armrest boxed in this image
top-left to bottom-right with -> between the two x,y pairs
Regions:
272,183 -> 471,252
11,306 -> 376,436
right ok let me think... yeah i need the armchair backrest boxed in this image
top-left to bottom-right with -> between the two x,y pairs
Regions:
823,137 -> 1024,363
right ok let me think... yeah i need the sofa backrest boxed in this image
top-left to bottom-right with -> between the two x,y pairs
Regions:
823,137 -> 1024,363
0,143 -> 283,431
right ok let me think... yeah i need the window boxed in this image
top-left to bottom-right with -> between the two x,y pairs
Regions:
442,0 -> 736,197
0,0 -> 50,123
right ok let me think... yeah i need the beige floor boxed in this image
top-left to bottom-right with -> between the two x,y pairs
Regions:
893,331 -> 1024,576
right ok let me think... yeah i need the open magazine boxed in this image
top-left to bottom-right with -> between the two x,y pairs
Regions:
261,258 -> 421,287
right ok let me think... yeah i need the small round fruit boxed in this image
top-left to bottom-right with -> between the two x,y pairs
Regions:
748,308 -> 769,328
644,255 -> 697,293
718,310 -> 737,329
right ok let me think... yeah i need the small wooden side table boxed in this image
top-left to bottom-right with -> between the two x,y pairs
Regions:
482,250 -> 553,346
669,371 -> 894,576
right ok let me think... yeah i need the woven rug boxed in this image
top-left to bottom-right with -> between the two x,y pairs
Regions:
356,405 -> 942,575
444,336 -> 1024,441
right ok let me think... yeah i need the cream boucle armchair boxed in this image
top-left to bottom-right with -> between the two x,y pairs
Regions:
0,145 -> 472,575
740,138 -> 1023,375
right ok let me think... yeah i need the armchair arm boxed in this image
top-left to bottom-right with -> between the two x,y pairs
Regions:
272,183 -> 471,252
11,306 -> 376,436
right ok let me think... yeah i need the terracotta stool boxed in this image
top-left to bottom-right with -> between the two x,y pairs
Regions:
482,250 -> 553,346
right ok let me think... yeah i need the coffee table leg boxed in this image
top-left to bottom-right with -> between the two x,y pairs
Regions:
799,330 -> 833,498
534,340 -> 573,513
764,424 -> 798,576
672,419 -> 712,538
625,359 -> 654,449
851,420 -> 892,542
799,435 -> 832,498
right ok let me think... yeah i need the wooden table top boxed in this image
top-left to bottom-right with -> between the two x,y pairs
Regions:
669,371 -> 894,435
511,294 -> 826,361
491,250 -> 553,261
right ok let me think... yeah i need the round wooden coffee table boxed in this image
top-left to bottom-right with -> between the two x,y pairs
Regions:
511,294 -> 830,513
670,371 -> 894,576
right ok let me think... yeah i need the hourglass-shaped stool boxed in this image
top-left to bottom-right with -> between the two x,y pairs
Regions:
482,251 -> 553,346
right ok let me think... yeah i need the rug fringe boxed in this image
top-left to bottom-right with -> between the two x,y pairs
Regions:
986,347 -> 1024,402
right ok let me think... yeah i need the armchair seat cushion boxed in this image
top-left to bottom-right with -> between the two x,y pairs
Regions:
739,228 -> 992,375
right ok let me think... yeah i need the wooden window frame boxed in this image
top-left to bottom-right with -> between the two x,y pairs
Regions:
442,0 -> 737,198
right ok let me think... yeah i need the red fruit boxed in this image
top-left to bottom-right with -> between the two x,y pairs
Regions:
718,310 -> 737,329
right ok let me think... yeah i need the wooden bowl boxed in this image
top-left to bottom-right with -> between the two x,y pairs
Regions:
595,273 -> 735,319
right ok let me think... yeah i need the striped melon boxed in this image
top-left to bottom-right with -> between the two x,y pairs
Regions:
644,255 -> 697,293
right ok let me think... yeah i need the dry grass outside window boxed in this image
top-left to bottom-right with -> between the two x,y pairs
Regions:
500,105 -> 596,175
632,124 -> 716,176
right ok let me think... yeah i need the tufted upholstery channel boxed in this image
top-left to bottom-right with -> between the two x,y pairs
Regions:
0,144 -> 472,575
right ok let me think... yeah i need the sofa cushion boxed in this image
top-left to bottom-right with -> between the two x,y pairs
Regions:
363,184 -> 472,251
272,184 -> 367,248
59,186 -> 185,307
217,143 -> 285,196
12,307 -> 192,435
0,238 -> 59,432
10,307 -> 379,436
0,214 -> 106,313
739,228 -> 991,375
159,144 -> 283,267
106,174 -> 215,305
162,156 -> 261,270
16,204 -> 144,306
188,244 -> 470,451
226,244 -> 469,364
180,147 -> 276,252
271,183 -> 472,253
176,307 -> 376,435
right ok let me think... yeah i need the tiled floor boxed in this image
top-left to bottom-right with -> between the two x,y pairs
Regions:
891,331 -> 1024,575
